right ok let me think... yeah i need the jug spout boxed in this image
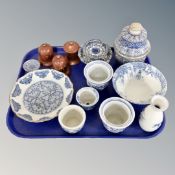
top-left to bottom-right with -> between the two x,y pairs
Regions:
151,95 -> 169,112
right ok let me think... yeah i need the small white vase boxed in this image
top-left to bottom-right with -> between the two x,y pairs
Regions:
139,95 -> 169,132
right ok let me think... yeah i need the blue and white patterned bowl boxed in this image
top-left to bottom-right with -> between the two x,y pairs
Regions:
114,23 -> 151,63
112,62 -> 167,105
76,87 -> 99,110
10,69 -> 74,122
23,59 -> 40,72
78,39 -> 112,64
84,60 -> 113,90
99,97 -> 135,133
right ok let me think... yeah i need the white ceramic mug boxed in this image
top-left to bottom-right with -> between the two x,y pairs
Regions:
84,60 -> 113,90
58,105 -> 86,134
76,87 -> 99,110
99,97 -> 135,133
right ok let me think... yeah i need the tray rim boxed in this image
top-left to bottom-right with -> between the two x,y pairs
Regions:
6,46 -> 166,139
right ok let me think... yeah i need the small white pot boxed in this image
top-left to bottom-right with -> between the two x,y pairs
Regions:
99,97 -> 135,133
76,87 -> 99,110
58,105 -> 86,134
84,60 -> 113,90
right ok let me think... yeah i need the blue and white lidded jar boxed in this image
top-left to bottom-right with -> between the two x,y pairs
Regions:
114,22 -> 151,63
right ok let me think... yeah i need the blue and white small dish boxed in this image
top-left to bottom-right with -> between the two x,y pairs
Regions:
84,60 -> 113,90
99,97 -> 135,133
78,39 -> 112,64
23,59 -> 40,72
58,105 -> 86,134
76,87 -> 99,110
10,69 -> 74,122
114,22 -> 151,63
112,62 -> 167,105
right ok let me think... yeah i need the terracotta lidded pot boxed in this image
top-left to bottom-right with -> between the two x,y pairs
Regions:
52,54 -> 70,75
114,22 -> 151,63
63,41 -> 80,65
38,43 -> 53,67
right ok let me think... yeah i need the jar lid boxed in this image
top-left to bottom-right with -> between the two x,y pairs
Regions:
114,22 -> 151,58
78,39 -> 112,64
64,41 -> 80,54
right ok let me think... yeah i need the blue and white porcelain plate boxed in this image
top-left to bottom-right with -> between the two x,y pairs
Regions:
10,69 -> 74,122
78,39 -> 112,64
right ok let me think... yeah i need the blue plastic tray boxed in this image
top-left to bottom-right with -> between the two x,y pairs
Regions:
6,47 -> 166,138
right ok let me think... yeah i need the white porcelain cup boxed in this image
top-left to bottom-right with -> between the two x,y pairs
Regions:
84,60 -> 113,90
99,97 -> 135,133
58,105 -> 86,134
76,87 -> 99,110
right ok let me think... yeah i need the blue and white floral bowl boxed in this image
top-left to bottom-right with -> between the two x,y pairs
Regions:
10,69 -> 74,122
78,39 -> 112,64
84,60 -> 113,90
114,22 -> 151,63
76,87 -> 99,110
99,97 -> 135,133
112,62 -> 167,105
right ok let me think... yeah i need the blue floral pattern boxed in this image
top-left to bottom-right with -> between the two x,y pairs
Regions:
119,38 -> 146,49
103,122 -> 124,133
51,70 -> 64,80
12,99 -> 21,112
65,77 -> 72,89
20,73 -> 33,84
12,84 -> 21,97
153,123 -> 161,129
66,90 -> 73,104
23,80 -> 64,114
38,117 -> 52,122
35,70 -> 49,78
20,114 -> 33,121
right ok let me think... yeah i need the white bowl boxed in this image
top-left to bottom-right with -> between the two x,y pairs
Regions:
76,87 -> 99,110
99,97 -> 135,133
112,62 -> 167,105
84,60 -> 113,90
58,105 -> 86,134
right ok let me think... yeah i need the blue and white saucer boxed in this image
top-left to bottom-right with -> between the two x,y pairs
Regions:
78,39 -> 112,64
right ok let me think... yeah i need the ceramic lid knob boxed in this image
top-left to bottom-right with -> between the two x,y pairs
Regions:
52,55 -> 69,71
129,22 -> 143,35
63,41 -> 80,54
38,43 -> 53,61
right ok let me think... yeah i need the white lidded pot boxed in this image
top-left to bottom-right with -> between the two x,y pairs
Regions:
139,95 -> 169,132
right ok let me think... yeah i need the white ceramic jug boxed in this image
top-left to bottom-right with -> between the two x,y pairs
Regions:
139,95 -> 169,132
